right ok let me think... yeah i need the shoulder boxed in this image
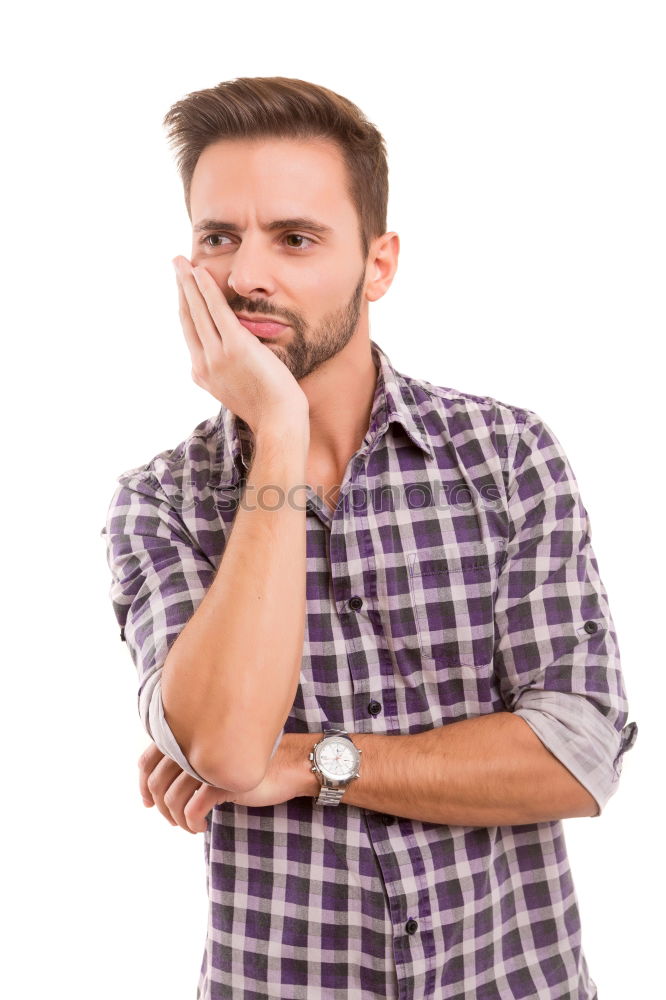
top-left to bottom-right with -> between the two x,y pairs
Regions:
399,366 -> 540,462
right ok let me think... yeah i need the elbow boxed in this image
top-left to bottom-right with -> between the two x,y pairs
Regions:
190,747 -> 267,793
198,731 -> 284,791
189,718 -> 283,793
156,667 -> 275,791
142,672 -> 264,790
190,729 -> 269,792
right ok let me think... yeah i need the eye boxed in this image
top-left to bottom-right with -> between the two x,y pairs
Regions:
199,232 -> 315,251
200,233 -> 231,249
283,233 -> 314,250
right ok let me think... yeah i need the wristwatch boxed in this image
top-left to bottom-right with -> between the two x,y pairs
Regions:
310,726 -> 362,806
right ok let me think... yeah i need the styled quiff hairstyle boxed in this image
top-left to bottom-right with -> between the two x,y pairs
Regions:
162,76 -> 388,260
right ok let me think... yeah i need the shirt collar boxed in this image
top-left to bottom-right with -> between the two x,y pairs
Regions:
212,338 -> 433,487
365,339 -> 434,459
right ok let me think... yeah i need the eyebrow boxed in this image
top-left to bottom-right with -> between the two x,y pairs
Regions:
193,216 -> 334,236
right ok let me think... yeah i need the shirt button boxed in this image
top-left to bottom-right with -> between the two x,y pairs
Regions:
583,620 -> 599,634
380,813 -> 395,825
405,918 -> 418,934
348,596 -> 363,610
368,700 -> 382,716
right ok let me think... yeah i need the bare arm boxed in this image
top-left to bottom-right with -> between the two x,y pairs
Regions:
160,420 -> 309,792
156,257 -> 313,794
337,715 -> 600,824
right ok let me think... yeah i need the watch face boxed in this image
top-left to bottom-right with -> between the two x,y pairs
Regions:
317,738 -> 357,780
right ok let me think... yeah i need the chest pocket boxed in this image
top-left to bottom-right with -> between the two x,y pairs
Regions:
408,545 -> 505,667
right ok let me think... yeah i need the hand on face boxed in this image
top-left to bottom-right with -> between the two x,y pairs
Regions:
173,256 -> 309,435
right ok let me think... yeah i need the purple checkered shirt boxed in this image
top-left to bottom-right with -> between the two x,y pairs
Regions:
101,339 -> 637,999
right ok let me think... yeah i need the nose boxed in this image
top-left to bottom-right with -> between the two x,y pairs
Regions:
226,235 -> 277,299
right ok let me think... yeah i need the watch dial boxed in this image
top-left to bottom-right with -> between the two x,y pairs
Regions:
320,739 -> 355,777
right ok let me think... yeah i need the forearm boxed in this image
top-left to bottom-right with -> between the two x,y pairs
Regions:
294,713 -> 599,825
161,417 -> 310,792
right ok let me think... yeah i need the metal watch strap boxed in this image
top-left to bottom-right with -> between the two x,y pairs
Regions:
316,784 -> 347,806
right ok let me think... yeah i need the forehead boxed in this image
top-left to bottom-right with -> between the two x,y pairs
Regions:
189,137 -> 354,227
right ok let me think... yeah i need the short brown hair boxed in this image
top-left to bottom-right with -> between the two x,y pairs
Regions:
162,76 -> 388,260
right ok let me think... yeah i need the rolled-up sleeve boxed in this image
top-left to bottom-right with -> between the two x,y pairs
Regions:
493,411 -> 638,817
101,472 -> 217,782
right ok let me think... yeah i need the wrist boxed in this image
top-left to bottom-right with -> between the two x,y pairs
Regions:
286,733 -> 322,798
303,733 -> 323,797
253,426 -> 310,471
255,411 -> 310,449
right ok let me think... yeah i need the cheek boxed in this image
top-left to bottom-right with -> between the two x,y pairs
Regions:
302,263 -> 356,302
193,260 -> 231,295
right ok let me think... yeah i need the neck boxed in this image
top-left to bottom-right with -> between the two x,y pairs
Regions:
302,335 -> 378,473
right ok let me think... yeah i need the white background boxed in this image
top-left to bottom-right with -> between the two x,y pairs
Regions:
2,1 -> 661,997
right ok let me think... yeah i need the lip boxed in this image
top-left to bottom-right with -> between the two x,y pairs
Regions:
236,315 -> 289,338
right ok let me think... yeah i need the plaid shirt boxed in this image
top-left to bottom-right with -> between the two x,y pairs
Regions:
101,339 -> 637,999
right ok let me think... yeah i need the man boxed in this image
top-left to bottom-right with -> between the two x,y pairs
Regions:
101,77 -> 637,999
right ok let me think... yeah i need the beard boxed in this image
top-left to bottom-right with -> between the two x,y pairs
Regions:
255,267 -> 367,382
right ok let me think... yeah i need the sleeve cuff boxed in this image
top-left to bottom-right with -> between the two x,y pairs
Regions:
513,689 -> 638,816
144,680 -> 208,783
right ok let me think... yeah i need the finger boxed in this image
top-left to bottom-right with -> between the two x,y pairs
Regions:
190,265 -> 245,354
183,782 -> 225,834
138,742 -> 167,805
146,754 -> 184,826
175,272 -> 206,370
174,258 -> 229,355
164,772 -> 211,834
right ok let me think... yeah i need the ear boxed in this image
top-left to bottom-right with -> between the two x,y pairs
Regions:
365,232 -> 400,303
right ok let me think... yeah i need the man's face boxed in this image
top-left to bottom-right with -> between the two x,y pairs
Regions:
188,136 -> 370,381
